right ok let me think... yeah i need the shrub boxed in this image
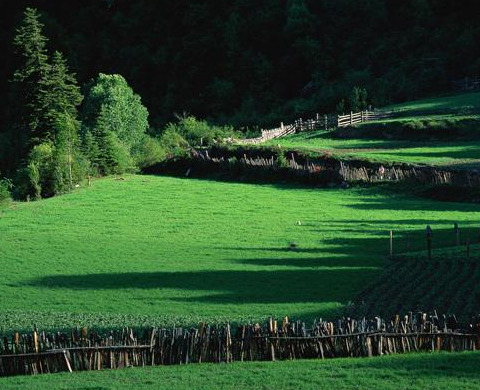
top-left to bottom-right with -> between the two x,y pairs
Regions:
159,127 -> 191,158
132,136 -> 167,169
0,176 -> 12,204
166,116 -> 237,147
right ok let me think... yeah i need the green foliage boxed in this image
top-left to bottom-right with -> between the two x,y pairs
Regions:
0,176 -> 12,204
165,116 -> 237,147
27,142 -> 53,199
348,87 -> 368,112
2,2 -> 480,128
82,73 -> 149,151
11,7 -> 49,137
6,8 -> 86,200
51,113 -> 86,194
80,73 -> 149,175
132,136 -> 167,169
277,152 -> 290,168
158,127 -> 191,158
37,51 -> 83,142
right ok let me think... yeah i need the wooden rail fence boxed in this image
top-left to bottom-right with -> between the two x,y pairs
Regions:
237,109 -> 391,144
337,110 -> 392,128
1,313 -> 479,377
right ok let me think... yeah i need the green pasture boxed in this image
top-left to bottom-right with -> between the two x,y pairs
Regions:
269,132 -> 480,167
0,174 -> 479,331
386,92 -> 480,114
1,352 -> 479,390
267,92 -> 480,167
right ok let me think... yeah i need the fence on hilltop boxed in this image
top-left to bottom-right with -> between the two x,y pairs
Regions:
237,109 -> 389,145
1,313 -> 479,377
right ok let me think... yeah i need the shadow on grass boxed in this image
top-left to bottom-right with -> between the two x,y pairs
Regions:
25,268 -> 376,305
232,256 -> 375,268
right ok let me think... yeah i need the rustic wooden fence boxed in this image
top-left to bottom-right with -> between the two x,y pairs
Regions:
238,113 -> 337,145
337,110 -> 392,128
1,313 -> 478,377
237,109 -> 391,145
191,149 -> 480,188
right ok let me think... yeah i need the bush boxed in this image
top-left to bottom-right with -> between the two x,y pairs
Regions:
159,127 -> 191,158
132,136 -> 167,169
166,116 -> 238,147
0,176 -> 12,204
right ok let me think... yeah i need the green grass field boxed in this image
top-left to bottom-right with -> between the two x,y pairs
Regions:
0,174 -> 479,331
268,132 -> 480,166
1,352 -> 479,390
386,92 -> 480,114
267,92 -> 480,167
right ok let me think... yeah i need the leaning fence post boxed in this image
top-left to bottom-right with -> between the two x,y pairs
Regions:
426,225 -> 433,261
390,230 -> 394,259
350,111 -> 353,125
454,223 -> 460,246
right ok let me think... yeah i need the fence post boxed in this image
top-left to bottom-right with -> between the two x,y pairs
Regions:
281,122 -> 284,132
299,118 -> 303,131
337,115 -> 340,128
324,114 -> 328,131
390,230 -> 393,259
426,225 -> 433,261
350,111 -> 353,125
361,111 -> 364,122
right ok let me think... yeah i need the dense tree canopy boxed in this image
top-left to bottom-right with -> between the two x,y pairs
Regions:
0,0 -> 479,133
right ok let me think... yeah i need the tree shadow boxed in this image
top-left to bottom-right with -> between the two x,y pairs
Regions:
25,268 -> 376,305
232,256 -> 374,268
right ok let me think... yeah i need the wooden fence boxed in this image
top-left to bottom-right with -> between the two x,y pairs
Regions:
238,113 -> 337,145
1,313 -> 478,377
337,110 -> 392,128
190,149 -> 480,188
237,109 -> 390,145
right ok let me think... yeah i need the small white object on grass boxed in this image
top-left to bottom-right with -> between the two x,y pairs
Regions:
296,221 -> 302,226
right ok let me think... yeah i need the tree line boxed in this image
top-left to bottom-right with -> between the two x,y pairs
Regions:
0,8 -> 234,202
1,0 -> 478,132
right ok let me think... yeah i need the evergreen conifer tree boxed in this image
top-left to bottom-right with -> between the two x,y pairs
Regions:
12,7 -> 49,141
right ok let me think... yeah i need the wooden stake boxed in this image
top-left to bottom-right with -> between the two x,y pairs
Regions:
390,230 -> 394,259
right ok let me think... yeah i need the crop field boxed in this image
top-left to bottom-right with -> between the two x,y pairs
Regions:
0,174 -> 479,331
2,352 -> 479,390
354,244 -> 480,319
268,93 -> 480,167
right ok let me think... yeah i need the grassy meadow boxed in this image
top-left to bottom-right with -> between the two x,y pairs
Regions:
267,92 -> 480,167
1,352 -> 479,390
0,174 -> 479,331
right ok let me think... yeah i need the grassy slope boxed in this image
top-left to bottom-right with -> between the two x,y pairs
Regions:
1,353 -> 479,390
386,92 -> 480,113
0,174 -> 479,331
267,92 -> 480,166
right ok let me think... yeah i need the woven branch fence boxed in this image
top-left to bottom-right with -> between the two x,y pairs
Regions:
1,313 -> 479,377
192,149 -> 480,188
